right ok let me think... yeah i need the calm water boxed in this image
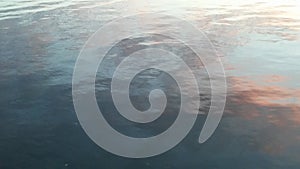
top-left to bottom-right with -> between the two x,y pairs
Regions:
1,0 -> 300,168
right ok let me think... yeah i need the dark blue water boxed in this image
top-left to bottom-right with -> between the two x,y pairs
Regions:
0,0 -> 300,168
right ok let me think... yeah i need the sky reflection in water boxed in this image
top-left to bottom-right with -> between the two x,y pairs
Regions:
0,0 -> 299,168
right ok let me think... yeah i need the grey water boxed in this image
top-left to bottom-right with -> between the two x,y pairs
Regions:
0,0 -> 300,169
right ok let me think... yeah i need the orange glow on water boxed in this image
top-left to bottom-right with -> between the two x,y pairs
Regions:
228,76 -> 300,126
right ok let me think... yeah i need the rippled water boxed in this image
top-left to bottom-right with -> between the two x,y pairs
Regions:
1,0 -> 300,168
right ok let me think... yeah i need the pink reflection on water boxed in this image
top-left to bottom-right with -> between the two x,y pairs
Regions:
228,75 -> 300,126
225,75 -> 300,156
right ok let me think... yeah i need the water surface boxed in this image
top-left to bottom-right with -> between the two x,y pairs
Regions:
0,0 -> 300,168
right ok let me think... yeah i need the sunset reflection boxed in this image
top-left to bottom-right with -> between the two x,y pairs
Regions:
228,76 -> 300,126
